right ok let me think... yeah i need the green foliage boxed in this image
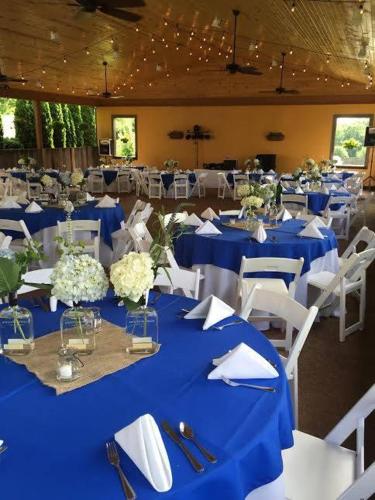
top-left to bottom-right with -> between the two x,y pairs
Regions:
343,138 -> 361,150
62,104 -> 77,147
113,116 -> 136,157
0,97 -> 16,116
41,102 -> 54,148
81,105 -> 97,146
14,100 -> 36,148
0,116 -> 3,149
0,258 -> 22,297
2,137 -> 22,149
15,240 -> 45,276
49,102 -> 66,148
70,105 -> 84,146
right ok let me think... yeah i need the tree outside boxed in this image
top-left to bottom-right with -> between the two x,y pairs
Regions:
113,116 -> 136,158
332,116 -> 370,167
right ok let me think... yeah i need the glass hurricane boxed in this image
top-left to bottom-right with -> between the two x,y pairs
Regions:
0,294 -> 34,356
60,306 -> 95,355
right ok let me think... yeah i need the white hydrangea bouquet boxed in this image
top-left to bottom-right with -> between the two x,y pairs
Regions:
240,195 -> 264,218
18,157 -> 36,167
319,159 -> 335,174
164,159 -> 179,170
307,164 -> 322,182
71,169 -> 84,187
41,174 -> 54,188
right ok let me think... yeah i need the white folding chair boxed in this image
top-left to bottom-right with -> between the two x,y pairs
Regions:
217,172 -> 233,199
282,384 -> 375,500
0,219 -> 32,252
153,267 -> 201,299
0,178 -> 10,199
16,268 -> 57,312
173,174 -> 189,199
339,226 -> 375,266
240,285 -> 318,428
124,199 -> 147,228
308,249 -> 375,342
193,173 -> 207,198
281,193 -> 308,215
128,222 -> 153,253
148,173 -> 162,199
57,219 -> 101,261
323,195 -> 353,240
0,232 -> 12,249
233,174 -> 249,200
117,171 -> 132,193
87,171 -> 104,194
10,178 -> 27,198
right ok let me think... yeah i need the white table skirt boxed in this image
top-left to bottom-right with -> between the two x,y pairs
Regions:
191,248 -> 339,309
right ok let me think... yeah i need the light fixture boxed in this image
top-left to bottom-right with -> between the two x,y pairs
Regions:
324,76 -> 328,82
211,16 -> 221,28
292,71 -> 296,76
110,37 -> 114,43
135,26 -> 139,32
166,73 -> 170,77
42,68 -> 46,74
148,82 -> 152,86
136,68 -> 140,72
152,49 -> 156,54
143,57 -> 147,61
326,55 -> 330,64
186,66 -> 190,71
63,56 -> 67,63
164,20 -> 168,26
289,49 -> 293,55
291,1 -> 296,12
359,3 -> 364,15
86,48 -> 90,55
303,68 -> 306,73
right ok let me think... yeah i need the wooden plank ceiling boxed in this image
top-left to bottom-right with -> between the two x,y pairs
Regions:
0,0 -> 374,105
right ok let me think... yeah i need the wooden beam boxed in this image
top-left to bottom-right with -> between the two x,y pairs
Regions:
0,87 -> 102,106
32,100 -> 43,150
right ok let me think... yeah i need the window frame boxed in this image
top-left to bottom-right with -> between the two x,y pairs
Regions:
112,114 -> 138,159
330,113 -> 373,169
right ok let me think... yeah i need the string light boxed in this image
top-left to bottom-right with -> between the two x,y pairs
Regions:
303,68 -> 307,73
63,56 -> 67,63
136,67 -> 140,72
326,55 -> 330,64
289,49 -> 293,55
85,48 -> 90,55
166,73 -> 170,77
143,57 -> 147,61
291,1 -> 296,13
135,27 -> 139,32
42,68 -> 46,74
186,66 -> 190,71
164,20 -> 168,26
324,76 -> 328,82
359,3 -> 364,15
152,49 -> 156,54
148,82 -> 152,86
292,71 -> 296,76
110,37 -> 114,43
22,81 -> 26,86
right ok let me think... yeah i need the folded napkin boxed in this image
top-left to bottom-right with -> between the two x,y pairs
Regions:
330,184 -> 337,191
281,208 -> 293,221
86,192 -> 95,202
200,207 -> 220,221
115,414 -> 172,493
298,221 -> 324,239
0,199 -> 21,209
268,169 -> 275,174
195,220 -> 222,236
238,207 -> 245,219
306,216 -> 327,228
295,186 -> 304,194
17,196 -> 29,205
95,195 -> 117,208
321,186 -> 330,194
337,186 -> 349,193
184,294 -> 234,330
208,342 -> 278,380
257,169 -> 264,174
184,213 -> 203,226
331,175 -> 340,181
252,222 -> 267,243
25,201 -> 43,213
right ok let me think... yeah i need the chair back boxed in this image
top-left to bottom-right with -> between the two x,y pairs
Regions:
341,226 -> 375,259
281,193 -> 308,207
153,267 -> 201,299
0,232 -> 12,249
57,219 -> 101,237
326,195 -> 353,210
219,210 -> 241,216
0,219 -> 31,240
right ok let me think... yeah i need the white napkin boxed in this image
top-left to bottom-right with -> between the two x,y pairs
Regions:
306,216 -> 327,228
330,184 -> 337,191
321,186 -> 329,194
282,208 -> 293,221
238,207 -> 245,219
282,181 -> 290,189
17,195 -> 29,205
337,186 -> 349,193
184,294 -> 234,330
115,414 -> 172,493
200,207 -> 220,221
252,222 -> 267,243
95,195 -> 117,208
298,221 -> 324,239
303,182 -> 310,192
184,213 -> 203,226
208,342 -> 278,380
25,201 -> 43,213
268,169 -> 275,174
0,199 -> 21,209
295,186 -> 304,194
86,192 -> 95,201
195,220 -> 222,236
331,175 -> 340,181
258,169 -> 264,174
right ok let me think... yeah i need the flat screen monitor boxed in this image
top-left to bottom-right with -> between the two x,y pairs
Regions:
222,159 -> 237,171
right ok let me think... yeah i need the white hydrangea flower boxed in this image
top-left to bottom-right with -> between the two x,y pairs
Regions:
51,254 -> 108,303
237,184 -> 251,198
110,252 -> 154,303
41,174 -> 54,187
71,170 -> 84,186
240,195 -> 264,209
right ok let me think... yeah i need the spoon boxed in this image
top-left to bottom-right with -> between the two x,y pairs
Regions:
179,422 -> 217,463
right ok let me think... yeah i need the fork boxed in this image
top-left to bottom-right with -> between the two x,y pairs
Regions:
106,441 -> 136,500
222,376 -> 276,392
213,320 -> 244,331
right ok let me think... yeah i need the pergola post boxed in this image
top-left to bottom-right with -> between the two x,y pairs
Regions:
32,100 -> 47,166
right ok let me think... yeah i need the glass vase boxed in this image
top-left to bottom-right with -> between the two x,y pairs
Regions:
245,213 -> 259,232
125,295 -> 158,355
60,306 -> 95,355
0,294 -> 34,355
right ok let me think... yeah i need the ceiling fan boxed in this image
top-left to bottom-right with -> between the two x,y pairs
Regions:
225,9 -> 262,76
260,52 -> 299,95
88,61 -> 124,98
0,70 -> 28,89
68,0 -> 145,23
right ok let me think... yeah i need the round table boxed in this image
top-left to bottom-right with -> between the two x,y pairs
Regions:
0,292 -> 293,499
0,201 -> 125,267
174,218 -> 339,307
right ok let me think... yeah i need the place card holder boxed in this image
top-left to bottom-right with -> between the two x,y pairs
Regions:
126,336 -> 157,355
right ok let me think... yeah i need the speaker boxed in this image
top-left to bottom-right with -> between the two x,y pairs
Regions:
364,127 -> 375,147
256,154 -> 276,172
98,139 -> 113,156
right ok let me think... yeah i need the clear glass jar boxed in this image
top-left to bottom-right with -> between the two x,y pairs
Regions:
60,306 -> 95,355
56,347 -> 82,382
0,294 -> 34,356
87,306 -> 102,335
125,305 -> 158,355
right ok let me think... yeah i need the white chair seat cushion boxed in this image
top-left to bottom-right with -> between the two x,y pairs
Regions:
282,430 -> 355,500
243,278 -> 288,296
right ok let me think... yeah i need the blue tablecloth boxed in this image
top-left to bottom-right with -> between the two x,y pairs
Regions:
84,169 -> 119,186
175,218 -> 337,279
0,293 -> 294,499
0,201 -> 125,249
161,173 -> 197,190
284,189 -> 350,214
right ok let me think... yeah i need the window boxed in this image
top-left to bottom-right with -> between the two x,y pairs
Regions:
331,114 -> 372,168
112,115 -> 137,158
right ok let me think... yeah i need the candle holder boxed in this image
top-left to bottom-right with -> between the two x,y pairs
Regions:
56,348 -> 83,382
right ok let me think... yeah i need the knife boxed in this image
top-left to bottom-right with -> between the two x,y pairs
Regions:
161,421 -> 205,473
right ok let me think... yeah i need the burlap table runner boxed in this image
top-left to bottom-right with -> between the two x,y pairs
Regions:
5,320 -> 159,395
221,221 -> 277,230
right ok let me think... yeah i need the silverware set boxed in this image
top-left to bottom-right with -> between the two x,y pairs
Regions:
162,420 -> 217,473
221,376 -> 276,392
106,441 -> 136,500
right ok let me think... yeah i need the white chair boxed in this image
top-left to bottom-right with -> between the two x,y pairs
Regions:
0,178 -> 10,199
0,232 -> 12,249
308,249 -> 375,342
133,203 -> 154,225
240,285 -> 318,428
128,222 -> 153,252
117,171 -> 132,193
10,178 -> 27,198
233,174 -> 249,200
194,173 -> 207,198
57,219 -> 101,261
281,193 -> 308,215
323,195 -> 353,240
0,219 -> 32,252
173,174 -> 189,199
130,170 -> 143,197
87,171 -> 104,194
217,172 -> 233,199
124,199 -> 147,228
16,268 -> 57,312
282,384 -> 375,500
339,226 -> 375,266
153,267 -> 201,299
27,181 -> 42,199
148,173 -> 163,199
219,209 -> 241,216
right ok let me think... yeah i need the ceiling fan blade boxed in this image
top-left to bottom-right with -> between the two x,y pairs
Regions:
238,66 -> 262,76
109,95 -> 125,98
281,89 -> 299,94
100,0 -> 145,7
99,6 -> 142,22
259,90 -> 278,94
5,77 -> 27,83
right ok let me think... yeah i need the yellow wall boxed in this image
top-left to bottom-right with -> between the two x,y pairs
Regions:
96,104 -> 375,174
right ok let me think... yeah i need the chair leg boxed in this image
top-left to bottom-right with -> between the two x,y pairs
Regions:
339,286 -> 346,342
290,367 -> 299,429
359,278 -> 366,330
